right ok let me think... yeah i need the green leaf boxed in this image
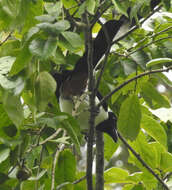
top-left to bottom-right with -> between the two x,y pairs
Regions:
0,172 -> 9,184
61,114 -> 81,152
50,136 -> 70,144
162,0 -> 171,10
45,1 -> 62,17
130,51 -> 149,69
118,95 -> 141,141
141,114 -> 167,148
111,0 -> 128,17
126,172 -> 142,184
35,14 -> 55,22
160,152 -> 172,172
55,149 -> 76,185
0,104 -> 11,128
123,184 -> 135,190
3,125 -> 17,138
104,167 -> 129,183
29,169 -> 47,181
62,0 -> 77,9
0,56 -> 15,74
29,36 -> 57,59
51,48 -> 66,65
130,132 -> 158,169
21,181 -> 35,190
146,58 -> 172,68
104,133 -> 118,161
2,92 -> 24,127
20,0 -> 43,34
0,147 -> 10,164
35,71 -> 57,111
62,31 -> 84,48
86,0 -> 96,15
141,82 -> 170,109
0,75 -> 25,95
10,43 -> 32,76
157,72 -> 172,87
37,20 -> 70,34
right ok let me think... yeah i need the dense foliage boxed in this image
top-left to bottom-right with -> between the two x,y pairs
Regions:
0,0 -> 172,190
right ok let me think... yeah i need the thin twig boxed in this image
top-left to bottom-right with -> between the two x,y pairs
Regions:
39,128 -> 62,145
51,144 -> 65,190
35,146 -> 44,190
118,132 -> 169,190
0,32 -> 12,46
91,1 -> 112,28
97,66 -> 172,108
127,36 -> 172,57
127,26 -> 172,53
56,176 -> 86,190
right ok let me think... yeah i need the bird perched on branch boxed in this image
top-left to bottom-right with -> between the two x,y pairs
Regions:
52,18 -> 126,142
52,0 -> 161,142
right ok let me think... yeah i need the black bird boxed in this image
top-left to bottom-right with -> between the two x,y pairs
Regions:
52,0 -> 161,142
52,18 -> 125,142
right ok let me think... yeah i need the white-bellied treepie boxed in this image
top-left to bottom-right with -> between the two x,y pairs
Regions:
52,0 -> 161,142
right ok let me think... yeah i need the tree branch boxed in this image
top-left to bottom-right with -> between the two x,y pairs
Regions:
91,1 -> 112,28
127,26 -> 172,53
56,176 -> 86,190
118,132 -> 169,190
39,128 -> 62,146
111,5 -> 162,46
127,36 -> 172,57
84,12 -> 95,190
95,131 -> 104,190
51,144 -> 65,190
97,66 -> 172,108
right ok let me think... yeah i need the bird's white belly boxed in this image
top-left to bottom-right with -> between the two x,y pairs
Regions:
59,96 -> 108,130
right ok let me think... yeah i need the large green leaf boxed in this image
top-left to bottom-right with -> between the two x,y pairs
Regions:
104,133 -> 118,161
10,43 -> 32,76
0,0 -> 43,32
141,114 -> 167,148
104,167 -> 129,183
0,146 -> 10,164
118,95 -> 141,141
55,149 -> 76,185
61,115 -> 81,152
44,1 -> 62,17
0,105 -> 12,129
29,36 -> 57,59
37,20 -> 70,34
2,92 -> 24,127
129,132 -> 158,169
160,152 -> 172,172
111,0 -> 128,17
0,75 -> 25,95
35,71 -> 57,111
141,81 -> 170,109
86,0 -> 96,15
146,58 -> 172,68
0,56 -> 15,74
62,31 -> 84,48
130,51 -> 149,69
